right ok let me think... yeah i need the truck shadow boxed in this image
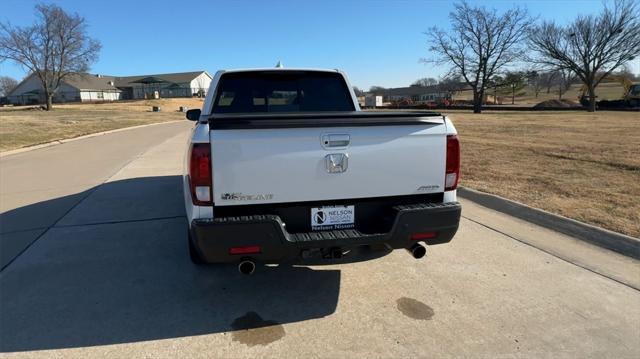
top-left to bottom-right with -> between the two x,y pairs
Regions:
0,175 -> 371,352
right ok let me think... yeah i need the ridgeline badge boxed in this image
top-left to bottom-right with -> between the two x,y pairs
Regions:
221,193 -> 274,201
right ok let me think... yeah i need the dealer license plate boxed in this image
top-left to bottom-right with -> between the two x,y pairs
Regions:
311,205 -> 355,231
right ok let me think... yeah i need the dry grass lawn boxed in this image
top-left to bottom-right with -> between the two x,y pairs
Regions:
447,110 -> 640,238
0,98 -> 203,152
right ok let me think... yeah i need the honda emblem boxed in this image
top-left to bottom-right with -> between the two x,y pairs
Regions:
325,153 -> 348,173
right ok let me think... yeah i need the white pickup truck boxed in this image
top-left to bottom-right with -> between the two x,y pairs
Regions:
183,68 -> 461,274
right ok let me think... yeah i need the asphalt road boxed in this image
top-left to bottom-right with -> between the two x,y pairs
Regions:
1,121 -> 639,358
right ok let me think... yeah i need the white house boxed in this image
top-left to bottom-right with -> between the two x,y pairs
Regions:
6,71 -> 212,105
114,71 -> 212,100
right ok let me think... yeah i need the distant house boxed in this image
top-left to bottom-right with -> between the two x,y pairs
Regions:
6,71 -> 212,105
114,71 -> 212,100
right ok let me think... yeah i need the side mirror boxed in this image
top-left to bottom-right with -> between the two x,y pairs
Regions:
186,109 -> 201,121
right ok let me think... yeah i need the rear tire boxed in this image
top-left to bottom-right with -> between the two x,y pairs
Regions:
188,230 -> 206,265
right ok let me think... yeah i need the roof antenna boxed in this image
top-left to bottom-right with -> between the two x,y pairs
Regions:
275,60 -> 284,68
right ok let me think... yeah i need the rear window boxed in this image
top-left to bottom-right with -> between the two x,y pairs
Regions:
212,71 -> 355,113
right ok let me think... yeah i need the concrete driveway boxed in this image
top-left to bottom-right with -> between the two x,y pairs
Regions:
1,121 -> 639,358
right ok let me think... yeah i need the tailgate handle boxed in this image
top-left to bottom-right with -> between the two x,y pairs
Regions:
322,134 -> 350,148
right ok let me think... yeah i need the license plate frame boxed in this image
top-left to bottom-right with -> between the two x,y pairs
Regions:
311,205 -> 355,231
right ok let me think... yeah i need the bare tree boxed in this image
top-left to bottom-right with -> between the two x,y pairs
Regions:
437,75 -> 466,100
0,75 -> 18,97
352,86 -> 364,96
616,63 -> 640,81
556,68 -> 576,100
437,75 -> 464,90
369,86 -> 386,94
538,71 -> 558,94
487,75 -> 503,104
425,1 -> 532,113
412,77 -> 438,87
502,71 -> 528,104
527,0 -> 640,112
525,70 -> 543,98
0,4 -> 101,110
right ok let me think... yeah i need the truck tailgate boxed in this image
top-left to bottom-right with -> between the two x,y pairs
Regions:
210,114 -> 447,206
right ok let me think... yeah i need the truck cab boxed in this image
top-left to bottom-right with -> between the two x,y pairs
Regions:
626,83 -> 640,107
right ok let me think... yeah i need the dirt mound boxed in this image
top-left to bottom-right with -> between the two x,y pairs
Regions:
533,99 -> 581,109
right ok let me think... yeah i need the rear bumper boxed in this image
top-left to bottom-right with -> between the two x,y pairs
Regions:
190,202 -> 461,263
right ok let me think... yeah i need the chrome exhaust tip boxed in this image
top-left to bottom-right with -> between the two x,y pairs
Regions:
238,259 -> 256,275
407,243 -> 427,259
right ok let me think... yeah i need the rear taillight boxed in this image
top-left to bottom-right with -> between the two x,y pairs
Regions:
445,134 -> 460,191
189,143 -> 213,205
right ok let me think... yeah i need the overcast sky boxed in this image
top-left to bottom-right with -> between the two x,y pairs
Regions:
1,0 -> 638,89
